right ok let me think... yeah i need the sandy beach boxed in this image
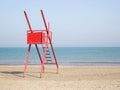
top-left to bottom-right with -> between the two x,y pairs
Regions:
0,65 -> 120,90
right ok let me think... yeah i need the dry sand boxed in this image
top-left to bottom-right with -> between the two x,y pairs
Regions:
0,65 -> 120,90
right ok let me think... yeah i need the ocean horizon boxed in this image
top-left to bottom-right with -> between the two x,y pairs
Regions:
0,47 -> 120,66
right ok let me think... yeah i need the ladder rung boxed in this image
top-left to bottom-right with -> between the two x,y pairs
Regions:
46,58 -> 52,60
46,50 -> 50,52
46,53 -> 50,55
46,60 -> 52,62
46,56 -> 51,57
46,57 -> 52,59
46,59 -> 52,61
44,62 -> 56,64
46,51 -> 50,53
46,56 -> 51,58
46,54 -> 50,56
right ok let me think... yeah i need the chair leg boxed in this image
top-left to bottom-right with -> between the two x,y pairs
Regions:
23,44 -> 31,77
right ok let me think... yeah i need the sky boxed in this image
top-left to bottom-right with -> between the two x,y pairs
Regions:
0,0 -> 120,47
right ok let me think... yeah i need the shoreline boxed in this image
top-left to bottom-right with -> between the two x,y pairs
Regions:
0,61 -> 120,66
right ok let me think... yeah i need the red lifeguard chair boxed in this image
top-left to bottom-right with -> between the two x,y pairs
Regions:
23,10 -> 59,78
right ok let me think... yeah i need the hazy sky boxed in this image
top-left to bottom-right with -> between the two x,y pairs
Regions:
0,0 -> 120,47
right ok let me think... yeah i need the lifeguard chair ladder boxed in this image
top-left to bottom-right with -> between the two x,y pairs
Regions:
23,10 -> 59,78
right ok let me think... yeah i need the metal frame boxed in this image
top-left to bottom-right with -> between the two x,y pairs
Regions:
23,10 -> 59,78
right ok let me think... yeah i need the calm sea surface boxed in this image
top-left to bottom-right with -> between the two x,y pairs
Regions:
0,47 -> 120,66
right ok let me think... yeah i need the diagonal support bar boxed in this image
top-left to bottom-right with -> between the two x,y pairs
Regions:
35,44 -> 44,77
40,10 -> 59,70
24,11 -> 33,33
35,44 -> 43,63
24,11 -> 43,78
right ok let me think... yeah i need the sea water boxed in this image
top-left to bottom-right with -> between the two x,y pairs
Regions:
0,47 -> 120,66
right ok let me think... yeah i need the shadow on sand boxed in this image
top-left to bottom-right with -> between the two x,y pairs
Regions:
0,70 -> 57,78
0,71 -> 42,78
1,71 -> 23,78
